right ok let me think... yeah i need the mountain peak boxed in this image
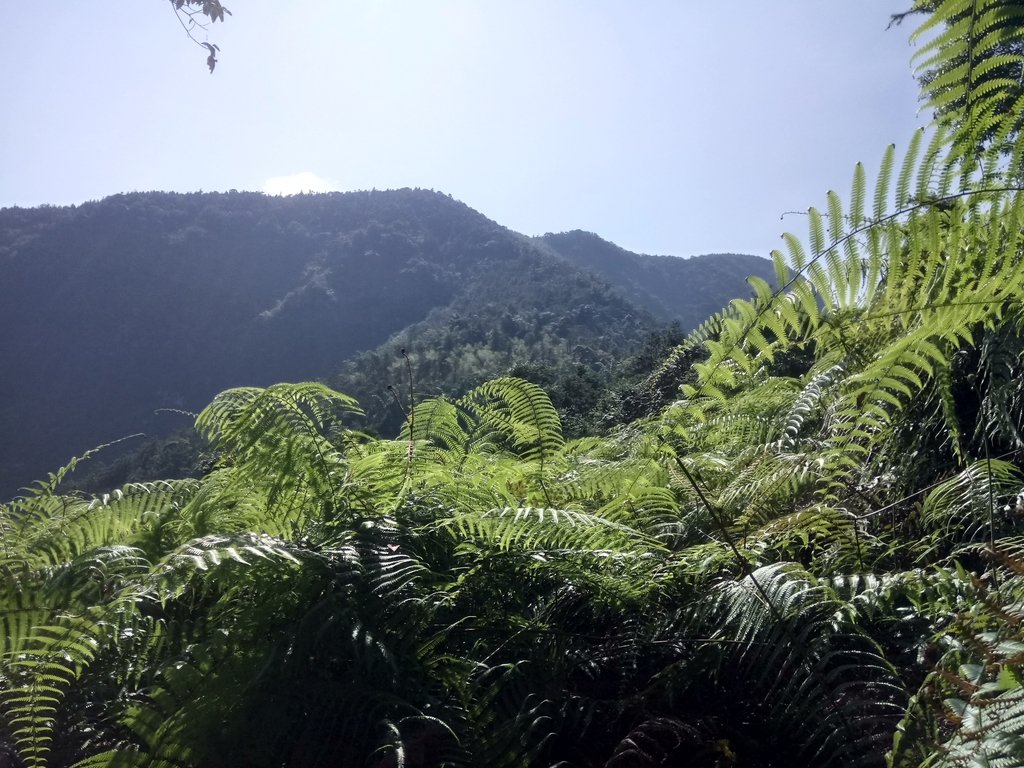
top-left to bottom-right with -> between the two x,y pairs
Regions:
2,190 -> 773,497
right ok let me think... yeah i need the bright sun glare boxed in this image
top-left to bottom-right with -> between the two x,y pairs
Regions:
262,172 -> 338,196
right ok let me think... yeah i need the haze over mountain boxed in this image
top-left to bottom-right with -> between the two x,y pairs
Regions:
0,189 -> 774,497
537,230 -> 777,327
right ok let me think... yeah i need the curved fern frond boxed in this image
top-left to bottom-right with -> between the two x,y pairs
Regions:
435,505 -> 659,556
458,377 -> 564,466
912,0 -> 1024,162
688,563 -> 907,766
919,459 -> 1023,546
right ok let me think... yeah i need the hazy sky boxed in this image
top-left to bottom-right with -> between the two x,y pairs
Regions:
2,2 -> 925,257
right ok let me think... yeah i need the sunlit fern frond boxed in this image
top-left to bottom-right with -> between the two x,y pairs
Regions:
557,431 -> 679,537
743,504 -> 877,572
402,394 -> 471,452
162,467 -> 277,539
195,382 -> 362,514
717,447 -> 821,527
814,175 -> 1024,491
3,479 -> 198,567
777,363 -> 844,450
919,459 -> 1024,547
912,0 -> 1024,163
829,566 -> 977,626
432,505 -> 660,557
458,377 -> 564,466
670,116 -> 1024,501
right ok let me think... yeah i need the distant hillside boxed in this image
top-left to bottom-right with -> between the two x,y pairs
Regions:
538,230 -> 777,327
0,190 -> 769,497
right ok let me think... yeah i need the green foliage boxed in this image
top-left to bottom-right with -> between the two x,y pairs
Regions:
907,0 -> 1024,153
8,3 -> 1024,766
2,188 -> 760,500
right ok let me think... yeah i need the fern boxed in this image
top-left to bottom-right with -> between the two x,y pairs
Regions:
919,459 -> 1023,548
686,563 -> 907,766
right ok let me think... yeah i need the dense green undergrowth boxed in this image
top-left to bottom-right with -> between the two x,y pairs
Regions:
4,2 -> 1024,766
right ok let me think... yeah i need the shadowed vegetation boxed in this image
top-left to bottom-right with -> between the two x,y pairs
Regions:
3,3 -> 1024,766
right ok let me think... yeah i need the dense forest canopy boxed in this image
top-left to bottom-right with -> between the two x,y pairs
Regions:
3,2 -> 1024,767
0,190 -> 771,498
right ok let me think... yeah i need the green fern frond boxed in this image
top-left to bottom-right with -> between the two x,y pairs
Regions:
689,563 -> 906,766
780,364 -> 843,450
875,144 -> 897,220
912,0 -> 1024,159
435,505 -> 658,556
4,612 -> 116,767
919,459 -> 1023,545
897,128 -> 926,209
197,381 -> 360,472
459,377 -> 564,466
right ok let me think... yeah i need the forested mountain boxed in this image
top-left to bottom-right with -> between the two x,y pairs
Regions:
538,230 -> 776,326
0,190 -> 770,497
5,6 -> 1024,768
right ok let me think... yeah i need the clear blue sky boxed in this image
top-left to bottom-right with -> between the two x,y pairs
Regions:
2,2 -> 925,258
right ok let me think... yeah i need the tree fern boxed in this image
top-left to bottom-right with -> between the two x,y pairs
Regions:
683,563 -> 907,766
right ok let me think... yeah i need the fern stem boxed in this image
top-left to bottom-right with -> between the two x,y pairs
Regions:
981,406 -> 1001,597
402,348 -> 415,477
667,444 -> 902,756
667,447 -> 779,613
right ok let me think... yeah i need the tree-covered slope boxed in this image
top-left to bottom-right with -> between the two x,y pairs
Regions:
0,190 -> 765,498
6,5 -> 1024,766
538,229 -> 777,326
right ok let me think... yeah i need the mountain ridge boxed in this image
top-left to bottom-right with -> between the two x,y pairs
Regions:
0,189 -> 774,496
537,229 -> 775,327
